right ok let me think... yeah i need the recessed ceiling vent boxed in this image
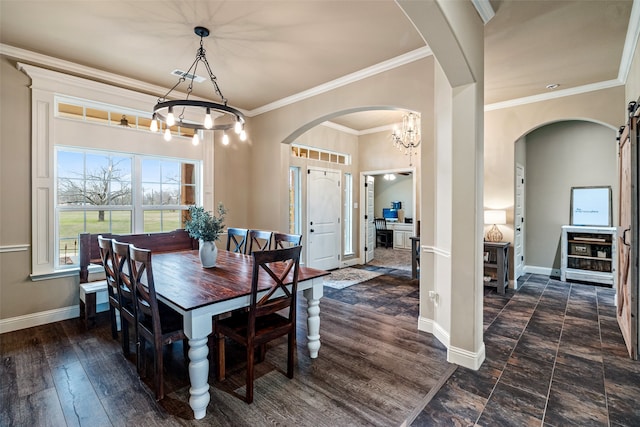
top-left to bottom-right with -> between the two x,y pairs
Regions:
170,69 -> 206,83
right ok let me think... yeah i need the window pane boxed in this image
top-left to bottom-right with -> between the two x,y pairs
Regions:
86,108 -> 109,124
85,210 -> 131,233
57,151 -> 84,178
58,178 -> 85,205
142,159 -> 161,182
142,183 -> 161,205
161,184 -> 180,205
58,211 -> 85,265
162,162 -> 180,183
58,103 -> 83,119
144,210 -> 184,232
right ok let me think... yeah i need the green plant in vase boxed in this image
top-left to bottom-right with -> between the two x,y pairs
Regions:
184,203 -> 227,267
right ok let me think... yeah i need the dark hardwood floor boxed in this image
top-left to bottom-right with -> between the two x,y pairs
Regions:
2,264 -> 640,426
0,266 -> 450,426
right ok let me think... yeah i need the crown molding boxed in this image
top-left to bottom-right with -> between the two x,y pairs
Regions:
471,0 -> 495,24
484,79 -> 624,112
248,46 -> 433,117
618,0 -> 640,82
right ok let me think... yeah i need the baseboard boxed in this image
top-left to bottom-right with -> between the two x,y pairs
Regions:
448,342 -> 486,370
341,258 -> 360,268
418,316 -> 450,348
0,302 -> 109,333
0,305 -> 79,333
525,265 -> 561,278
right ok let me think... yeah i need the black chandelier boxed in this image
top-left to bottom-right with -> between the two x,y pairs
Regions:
150,26 -> 246,146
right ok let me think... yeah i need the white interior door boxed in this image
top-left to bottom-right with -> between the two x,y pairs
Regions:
307,168 -> 341,270
515,164 -> 525,280
365,177 -> 375,263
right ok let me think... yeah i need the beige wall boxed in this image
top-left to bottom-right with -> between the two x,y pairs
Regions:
626,37 -> 640,105
525,121 -> 618,272
484,86 -> 626,278
248,58 -> 434,236
0,57 -> 80,320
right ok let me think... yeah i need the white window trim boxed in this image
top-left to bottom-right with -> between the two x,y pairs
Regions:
20,63 -> 214,279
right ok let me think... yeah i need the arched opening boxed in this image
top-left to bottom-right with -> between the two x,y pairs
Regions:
512,119 -> 618,282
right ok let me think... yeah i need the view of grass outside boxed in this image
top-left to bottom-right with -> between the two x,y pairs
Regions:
58,210 -> 185,266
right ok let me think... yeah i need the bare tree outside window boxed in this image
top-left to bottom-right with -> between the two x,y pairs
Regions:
58,158 -> 132,221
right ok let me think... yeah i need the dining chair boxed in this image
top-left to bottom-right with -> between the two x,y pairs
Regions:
272,232 -> 302,249
247,230 -> 273,254
111,239 -> 137,359
214,245 -> 302,403
226,227 -> 249,254
97,235 -> 120,341
129,244 -> 188,400
374,218 -> 393,248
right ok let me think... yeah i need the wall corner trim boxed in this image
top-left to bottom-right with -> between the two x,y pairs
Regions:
448,342 -> 486,370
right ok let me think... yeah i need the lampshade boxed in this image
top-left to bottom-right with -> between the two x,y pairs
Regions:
484,210 -> 507,225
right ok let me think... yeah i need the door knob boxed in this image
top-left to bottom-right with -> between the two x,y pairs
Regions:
310,229 -> 315,233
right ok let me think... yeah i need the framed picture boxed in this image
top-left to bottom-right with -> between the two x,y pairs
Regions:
570,186 -> 612,227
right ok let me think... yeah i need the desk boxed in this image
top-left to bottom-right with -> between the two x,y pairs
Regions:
151,249 -> 329,419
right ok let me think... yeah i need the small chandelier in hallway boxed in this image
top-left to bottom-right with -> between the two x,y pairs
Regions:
391,112 -> 421,166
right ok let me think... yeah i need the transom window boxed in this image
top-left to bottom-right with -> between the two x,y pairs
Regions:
56,147 -> 200,267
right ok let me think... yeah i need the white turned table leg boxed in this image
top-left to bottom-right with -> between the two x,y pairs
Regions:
303,287 -> 321,358
187,337 -> 210,420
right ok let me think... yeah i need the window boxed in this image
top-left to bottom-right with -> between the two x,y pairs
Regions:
289,167 -> 301,234
56,147 -> 199,267
343,173 -> 353,255
290,143 -> 350,166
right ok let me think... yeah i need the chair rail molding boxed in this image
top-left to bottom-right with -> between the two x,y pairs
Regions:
0,244 -> 30,253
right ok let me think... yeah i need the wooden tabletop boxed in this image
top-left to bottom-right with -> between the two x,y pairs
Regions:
150,249 -> 329,312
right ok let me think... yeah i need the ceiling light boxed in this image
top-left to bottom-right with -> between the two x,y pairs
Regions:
391,112 -> 421,166
546,83 -> 560,89
150,26 -> 246,145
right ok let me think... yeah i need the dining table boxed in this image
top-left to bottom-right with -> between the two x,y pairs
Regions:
150,248 -> 329,420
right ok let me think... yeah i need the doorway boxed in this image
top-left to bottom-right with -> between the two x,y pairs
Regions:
307,167 -> 341,270
360,168 -> 416,267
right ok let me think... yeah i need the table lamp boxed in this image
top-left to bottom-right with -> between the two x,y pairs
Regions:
484,210 -> 507,242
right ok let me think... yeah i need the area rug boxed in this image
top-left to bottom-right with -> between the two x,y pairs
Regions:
367,247 -> 412,271
323,267 -> 383,289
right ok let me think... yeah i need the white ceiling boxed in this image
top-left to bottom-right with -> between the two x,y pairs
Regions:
0,0 -> 636,132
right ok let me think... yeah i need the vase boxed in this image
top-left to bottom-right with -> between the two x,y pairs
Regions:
198,240 -> 218,268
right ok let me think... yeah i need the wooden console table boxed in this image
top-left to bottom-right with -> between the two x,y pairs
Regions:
483,241 -> 510,294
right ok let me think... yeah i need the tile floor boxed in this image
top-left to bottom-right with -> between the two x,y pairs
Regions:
413,273 -> 640,427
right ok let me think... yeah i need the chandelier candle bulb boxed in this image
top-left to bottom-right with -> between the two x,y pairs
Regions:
166,107 -> 175,126
204,108 -> 213,129
164,128 -> 172,142
222,132 -> 230,145
192,133 -> 200,146
150,116 -> 158,132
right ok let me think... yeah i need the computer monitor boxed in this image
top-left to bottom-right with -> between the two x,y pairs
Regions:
382,208 -> 398,221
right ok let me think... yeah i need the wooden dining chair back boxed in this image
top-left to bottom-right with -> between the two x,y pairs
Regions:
129,244 -> 187,400
272,232 -> 302,249
374,218 -> 393,248
215,245 -> 302,403
226,227 -> 249,254
247,229 -> 273,254
111,239 -> 136,358
97,235 -> 120,340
